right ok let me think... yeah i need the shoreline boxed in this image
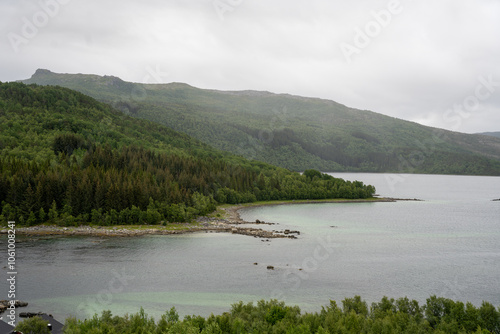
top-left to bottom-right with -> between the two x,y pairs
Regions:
1,198 -> 416,239
220,197 -> 405,223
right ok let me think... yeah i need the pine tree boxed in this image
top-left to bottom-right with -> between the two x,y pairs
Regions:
21,183 -> 36,216
48,200 -> 58,222
38,207 -> 46,223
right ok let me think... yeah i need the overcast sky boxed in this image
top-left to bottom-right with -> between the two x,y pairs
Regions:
1,0 -> 499,133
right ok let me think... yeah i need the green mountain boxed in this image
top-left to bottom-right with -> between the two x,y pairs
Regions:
478,132 -> 500,139
22,69 -> 500,175
0,82 -> 374,226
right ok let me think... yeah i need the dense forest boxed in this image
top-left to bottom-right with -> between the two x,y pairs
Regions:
0,82 -> 375,226
22,69 -> 500,175
16,296 -> 500,333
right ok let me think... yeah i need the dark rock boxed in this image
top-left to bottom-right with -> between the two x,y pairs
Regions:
20,312 -> 45,318
267,265 -> 274,270
0,300 -> 28,308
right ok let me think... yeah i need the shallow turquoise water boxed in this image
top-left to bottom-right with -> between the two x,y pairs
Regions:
1,173 -> 499,322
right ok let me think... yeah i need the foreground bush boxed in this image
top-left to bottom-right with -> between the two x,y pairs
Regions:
57,296 -> 500,333
14,316 -> 50,334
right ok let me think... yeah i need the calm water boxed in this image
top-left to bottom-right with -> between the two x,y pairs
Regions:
1,173 -> 499,323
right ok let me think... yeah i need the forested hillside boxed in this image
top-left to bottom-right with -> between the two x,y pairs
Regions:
478,132 -> 500,139
23,69 -> 500,175
0,82 -> 375,226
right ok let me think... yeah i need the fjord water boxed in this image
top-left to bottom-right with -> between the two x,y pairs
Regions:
1,174 -> 499,322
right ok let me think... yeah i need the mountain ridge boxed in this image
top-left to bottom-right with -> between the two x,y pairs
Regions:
22,69 -> 500,175
477,131 -> 500,139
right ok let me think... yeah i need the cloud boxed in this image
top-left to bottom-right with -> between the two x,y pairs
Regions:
1,0 -> 499,133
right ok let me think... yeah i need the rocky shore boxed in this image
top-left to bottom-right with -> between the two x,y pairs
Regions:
0,214 -> 294,239
0,222 -> 293,239
0,198 -> 406,239
0,300 -> 28,314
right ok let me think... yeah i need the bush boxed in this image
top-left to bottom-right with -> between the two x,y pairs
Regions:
15,316 -> 50,334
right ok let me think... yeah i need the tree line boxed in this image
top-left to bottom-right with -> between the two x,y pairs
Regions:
17,295 -> 500,333
0,143 -> 375,226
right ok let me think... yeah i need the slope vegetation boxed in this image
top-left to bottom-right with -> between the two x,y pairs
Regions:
22,69 -> 500,175
478,132 -> 500,139
0,82 -> 374,226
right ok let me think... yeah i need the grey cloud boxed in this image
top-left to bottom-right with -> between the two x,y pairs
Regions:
1,0 -> 499,133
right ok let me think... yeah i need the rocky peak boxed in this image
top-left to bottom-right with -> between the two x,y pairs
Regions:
33,68 -> 53,76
